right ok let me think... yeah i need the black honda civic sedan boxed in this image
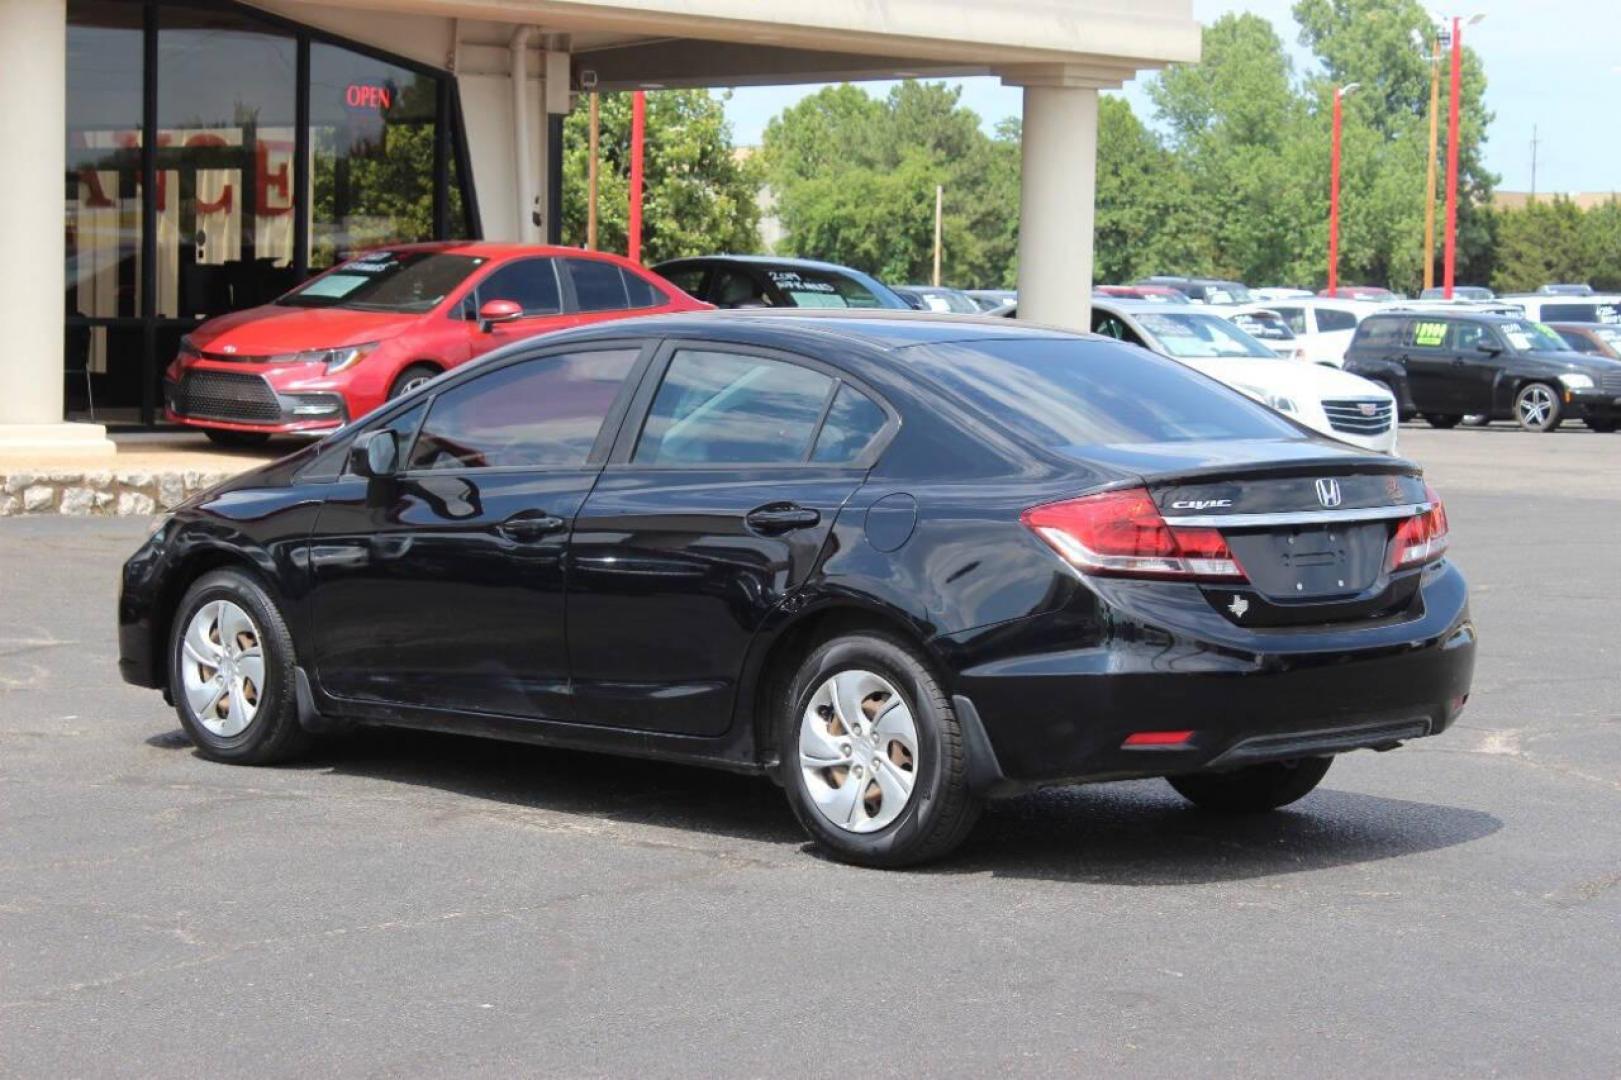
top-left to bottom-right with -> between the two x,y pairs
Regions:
119,312 -> 1476,867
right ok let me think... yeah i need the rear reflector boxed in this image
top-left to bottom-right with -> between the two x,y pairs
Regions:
1389,482 -> 1450,571
1021,487 -> 1245,582
1123,730 -> 1196,747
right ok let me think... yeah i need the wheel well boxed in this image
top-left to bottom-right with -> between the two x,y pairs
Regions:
148,550 -> 273,687
744,604 -> 934,766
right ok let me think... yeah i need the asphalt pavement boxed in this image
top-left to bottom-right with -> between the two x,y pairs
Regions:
1,425 -> 1617,1078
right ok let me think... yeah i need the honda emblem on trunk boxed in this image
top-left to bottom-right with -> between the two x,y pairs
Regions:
1315,478 -> 1343,508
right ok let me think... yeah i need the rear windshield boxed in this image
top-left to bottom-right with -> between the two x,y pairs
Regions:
1539,302 -> 1620,324
906,338 -> 1302,449
279,251 -> 483,313
765,267 -> 886,309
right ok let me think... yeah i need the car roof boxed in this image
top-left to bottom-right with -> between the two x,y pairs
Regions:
1094,298 -> 1221,317
352,240 -> 635,263
1363,307 -> 1523,324
653,254 -> 877,276
529,307 -> 1088,353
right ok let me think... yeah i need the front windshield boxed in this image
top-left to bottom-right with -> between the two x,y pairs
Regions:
1137,313 -> 1278,359
279,251 -> 485,313
1499,320 -> 1574,354
765,267 -> 885,309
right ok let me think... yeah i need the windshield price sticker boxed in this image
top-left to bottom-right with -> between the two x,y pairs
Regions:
344,253 -> 398,274
1413,321 -> 1448,347
1504,328 -> 1533,350
1597,305 -> 1619,325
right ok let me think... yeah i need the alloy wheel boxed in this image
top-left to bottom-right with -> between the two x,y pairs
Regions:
1516,384 -> 1556,431
179,599 -> 265,737
798,670 -> 919,833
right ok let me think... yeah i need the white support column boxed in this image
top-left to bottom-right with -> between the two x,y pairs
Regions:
0,0 -> 110,454
1002,65 -> 1125,333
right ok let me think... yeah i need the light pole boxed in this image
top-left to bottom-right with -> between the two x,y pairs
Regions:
1441,13 -> 1484,300
1328,83 -> 1359,297
1416,28 -> 1442,293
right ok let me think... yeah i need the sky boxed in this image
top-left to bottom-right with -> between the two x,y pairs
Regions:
723,0 -> 1621,195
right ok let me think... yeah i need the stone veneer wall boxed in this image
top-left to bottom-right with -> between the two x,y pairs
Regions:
0,470 -> 234,516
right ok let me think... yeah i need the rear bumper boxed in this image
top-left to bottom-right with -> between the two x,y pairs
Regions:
941,561 -> 1475,790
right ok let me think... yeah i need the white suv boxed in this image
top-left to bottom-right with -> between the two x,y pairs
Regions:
1249,299 -> 1388,367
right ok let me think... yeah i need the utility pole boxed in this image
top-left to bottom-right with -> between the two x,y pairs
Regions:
932,184 -> 943,287
1530,124 -> 1540,201
1423,32 -> 1441,293
586,91 -> 599,249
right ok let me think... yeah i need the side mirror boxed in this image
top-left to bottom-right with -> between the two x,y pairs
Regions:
1477,342 -> 1503,355
478,299 -> 523,333
349,429 -> 400,479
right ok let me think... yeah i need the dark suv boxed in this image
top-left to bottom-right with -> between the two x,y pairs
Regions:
1343,311 -> 1621,432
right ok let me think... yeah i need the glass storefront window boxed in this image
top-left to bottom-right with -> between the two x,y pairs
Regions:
63,0 -> 478,426
310,44 -> 440,268
158,7 -> 297,320
65,1 -> 144,415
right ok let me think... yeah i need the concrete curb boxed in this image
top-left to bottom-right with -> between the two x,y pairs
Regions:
0,469 -> 235,516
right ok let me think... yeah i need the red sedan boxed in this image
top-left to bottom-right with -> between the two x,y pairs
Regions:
165,242 -> 708,444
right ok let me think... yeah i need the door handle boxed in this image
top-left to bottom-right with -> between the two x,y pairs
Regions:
745,503 -> 821,534
497,512 -> 566,542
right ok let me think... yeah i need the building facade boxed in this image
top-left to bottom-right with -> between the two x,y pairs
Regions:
2,0 -> 1201,451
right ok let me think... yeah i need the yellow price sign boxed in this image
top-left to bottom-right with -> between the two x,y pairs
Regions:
1413,321 -> 1448,347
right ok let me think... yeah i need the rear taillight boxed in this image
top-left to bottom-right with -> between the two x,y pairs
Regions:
1389,483 -> 1450,570
1021,487 -> 1246,581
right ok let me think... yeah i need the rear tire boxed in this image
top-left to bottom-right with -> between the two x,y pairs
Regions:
1514,382 -> 1562,432
204,429 -> 271,448
1166,756 -> 1333,813
389,363 -> 441,400
169,569 -> 310,765
1424,414 -> 1462,429
780,633 -> 981,867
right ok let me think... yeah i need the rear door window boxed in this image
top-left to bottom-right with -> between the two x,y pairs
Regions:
1404,319 -> 1451,350
810,384 -> 888,463
657,265 -> 708,298
1316,307 -> 1359,332
633,350 -> 835,465
407,349 -> 640,470
565,258 -> 634,312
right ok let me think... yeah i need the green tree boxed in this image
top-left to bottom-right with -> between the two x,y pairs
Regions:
1491,197 -> 1596,294
561,90 -> 761,264
763,81 -> 1020,287
1093,97 -> 1205,282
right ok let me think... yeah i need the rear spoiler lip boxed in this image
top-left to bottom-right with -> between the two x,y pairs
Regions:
1159,502 -> 1431,529
1132,454 -> 1421,488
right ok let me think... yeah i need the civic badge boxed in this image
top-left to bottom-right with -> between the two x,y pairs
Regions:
1315,478 -> 1343,508
1228,595 -> 1249,619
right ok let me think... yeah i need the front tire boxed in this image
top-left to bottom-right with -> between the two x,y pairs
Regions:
169,569 -> 310,765
389,363 -> 441,400
780,634 -> 981,867
1514,382 -> 1562,432
1424,413 -> 1462,429
1166,756 -> 1333,813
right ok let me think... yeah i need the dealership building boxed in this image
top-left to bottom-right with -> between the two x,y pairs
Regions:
0,0 -> 1198,453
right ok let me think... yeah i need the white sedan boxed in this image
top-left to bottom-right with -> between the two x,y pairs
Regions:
1090,299 -> 1399,454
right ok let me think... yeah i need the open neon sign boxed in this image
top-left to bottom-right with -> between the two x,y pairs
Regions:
344,83 -> 393,111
